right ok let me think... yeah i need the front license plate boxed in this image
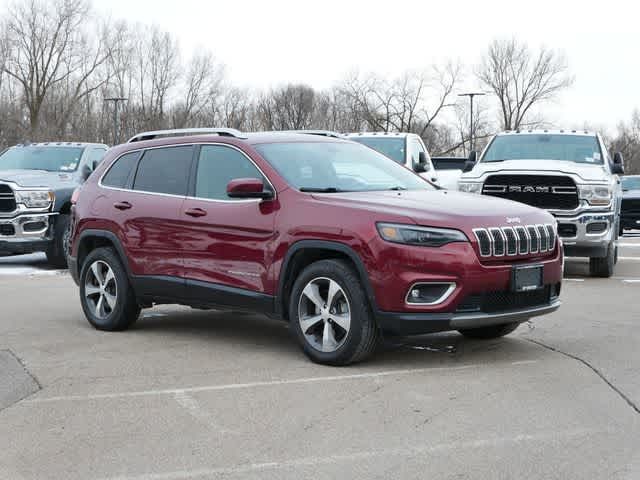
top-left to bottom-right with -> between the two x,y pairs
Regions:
512,265 -> 543,292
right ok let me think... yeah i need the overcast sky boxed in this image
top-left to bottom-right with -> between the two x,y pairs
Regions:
24,0 -> 640,131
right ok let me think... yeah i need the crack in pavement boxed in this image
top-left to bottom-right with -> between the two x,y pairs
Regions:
525,338 -> 640,415
0,349 -> 42,413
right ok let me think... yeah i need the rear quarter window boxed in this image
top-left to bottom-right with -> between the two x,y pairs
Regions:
101,152 -> 139,188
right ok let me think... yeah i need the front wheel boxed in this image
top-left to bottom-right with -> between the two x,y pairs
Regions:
45,214 -> 70,268
289,259 -> 379,366
589,241 -> 616,278
458,322 -> 520,339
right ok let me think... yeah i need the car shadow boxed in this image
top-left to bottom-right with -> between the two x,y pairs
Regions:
127,307 -> 548,369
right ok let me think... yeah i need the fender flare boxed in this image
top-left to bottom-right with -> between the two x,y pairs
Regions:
276,240 -> 377,318
77,229 -> 131,277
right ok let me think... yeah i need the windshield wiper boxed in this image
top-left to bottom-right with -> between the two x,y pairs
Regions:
299,187 -> 344,193
387,186 -> 408,191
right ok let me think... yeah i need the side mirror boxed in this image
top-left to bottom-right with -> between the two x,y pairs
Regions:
92,159 -> 101,170
414,151 -> 429,173
462,151 -> 478,173
227,178 -> 274,200
80,164 -> 92,181
612,152 -> 624,175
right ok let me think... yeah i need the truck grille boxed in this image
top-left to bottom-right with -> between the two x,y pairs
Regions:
473,223 -> 556,258
456,285 -> 554,314
0,184 -> 17,213
482,175 -> 579,210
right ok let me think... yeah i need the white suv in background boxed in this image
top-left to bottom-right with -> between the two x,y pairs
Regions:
346,132 -> 440,186
458,130 -> 624,277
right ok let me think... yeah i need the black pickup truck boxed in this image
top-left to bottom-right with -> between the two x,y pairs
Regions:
621,175 -> 640,231
0,142 -> 108,267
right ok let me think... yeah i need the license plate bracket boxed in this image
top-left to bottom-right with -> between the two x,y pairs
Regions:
511,264 -> 544,292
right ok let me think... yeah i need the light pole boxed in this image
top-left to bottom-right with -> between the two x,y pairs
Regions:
104,97 -> 128,145
458,92 -> 485,152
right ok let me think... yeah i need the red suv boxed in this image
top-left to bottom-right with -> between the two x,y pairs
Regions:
69,128 -> 563,365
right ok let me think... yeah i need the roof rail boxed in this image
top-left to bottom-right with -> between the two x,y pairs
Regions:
282,130 -> 344,139
127,128 -> 247,143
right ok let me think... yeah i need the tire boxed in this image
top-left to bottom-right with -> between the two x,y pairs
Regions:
458,322 -> 520,340
45,214 -> 70,268
79,247 -> 140,331
289,259 -> 379,366
589,241 -> 616,278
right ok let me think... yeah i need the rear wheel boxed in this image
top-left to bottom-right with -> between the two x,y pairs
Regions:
458,322 -> 520,339
589,241 -> 616,278
45,214 -> 70,268
79,247 -> 140,331
289,259 -> 379,366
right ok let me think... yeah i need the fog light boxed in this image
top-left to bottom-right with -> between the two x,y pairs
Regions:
406,282 -> 456,305
23,221 -> 46,232
586,222 -> 608,234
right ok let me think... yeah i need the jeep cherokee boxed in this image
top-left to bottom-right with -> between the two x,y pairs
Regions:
69,128 -> 563,365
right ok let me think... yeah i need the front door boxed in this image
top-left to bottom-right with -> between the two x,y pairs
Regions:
180,144 -> 278,306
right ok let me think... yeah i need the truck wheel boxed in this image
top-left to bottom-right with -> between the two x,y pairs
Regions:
589,242 -> 616,278
79,247 -> 140,331
45,214 -> 70,268
289,259 -> 379,366
458,322 -> 520,339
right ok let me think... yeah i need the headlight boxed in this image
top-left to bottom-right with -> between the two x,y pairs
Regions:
578,185 -> 612,206
377,223 -> 468,247
458,181 -> 483,194
15,190 -> 54,208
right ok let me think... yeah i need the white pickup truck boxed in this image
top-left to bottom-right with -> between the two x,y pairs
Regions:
345,132 -> 441,186
458,130 -> 624,277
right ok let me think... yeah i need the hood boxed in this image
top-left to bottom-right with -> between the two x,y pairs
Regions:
0,169 -> 77,189
311,189 -> 553,229
623,189 -> 640,200
464,159 -> 609,182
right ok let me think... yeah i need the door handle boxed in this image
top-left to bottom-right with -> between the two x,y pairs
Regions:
184,207 -> 207,218
113,201 -> 132,210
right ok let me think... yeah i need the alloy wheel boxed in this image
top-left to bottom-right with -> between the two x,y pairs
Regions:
84,260 -> 118,319
297,277 -> 351,353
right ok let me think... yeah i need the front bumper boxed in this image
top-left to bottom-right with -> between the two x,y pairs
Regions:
0,213 -> 56,254
377,299 -> 561,336
553,211 -> 615,257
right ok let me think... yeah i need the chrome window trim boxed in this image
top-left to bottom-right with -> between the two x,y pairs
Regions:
405,282 -> 457,306
98,142 -> 277,204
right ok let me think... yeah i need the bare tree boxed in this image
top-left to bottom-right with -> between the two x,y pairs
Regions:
477,38 -> 573,131
2,0 -> 109,138
257,84 -> 316,130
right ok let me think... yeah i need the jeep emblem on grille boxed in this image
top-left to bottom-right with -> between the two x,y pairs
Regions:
506,217 -> 521,224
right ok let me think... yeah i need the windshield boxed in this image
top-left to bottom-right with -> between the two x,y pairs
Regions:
255,141 -> 433,192
0,146 -> 85,172
622,176 -> 640,191
482,134 -> 603,164
349,137 -> 405,164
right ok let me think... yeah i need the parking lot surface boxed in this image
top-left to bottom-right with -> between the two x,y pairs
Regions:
1,237 -> 639,479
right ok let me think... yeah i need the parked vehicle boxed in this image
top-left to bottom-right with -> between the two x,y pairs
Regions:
0,142 -> 108,267
621,175 -> 640,231
432,156 -> 466,190
458,130 -> 624,277
69,129 -> 562,366
345,132 -> 440,186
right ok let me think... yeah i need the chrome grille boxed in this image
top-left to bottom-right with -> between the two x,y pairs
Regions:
474,223 -> 557,258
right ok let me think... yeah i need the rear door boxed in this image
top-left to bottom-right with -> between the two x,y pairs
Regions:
180,144 -> 277,305
121,145 -> 194,294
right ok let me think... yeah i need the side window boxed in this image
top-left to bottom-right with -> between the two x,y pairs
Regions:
133,146 -> 193,196
195,145 -> 265,200
88,148 -> 107,170
101,152 -> 139,188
